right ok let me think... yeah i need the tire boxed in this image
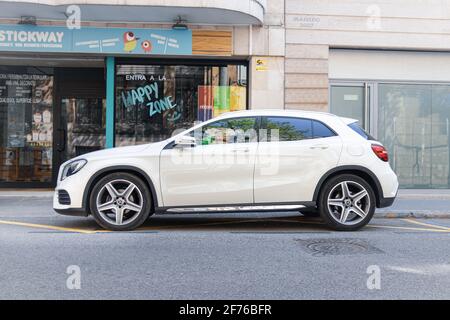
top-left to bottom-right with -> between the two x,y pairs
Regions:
89,172 -> 153,231
299,208 -> 320,217
318,174 -> 376,231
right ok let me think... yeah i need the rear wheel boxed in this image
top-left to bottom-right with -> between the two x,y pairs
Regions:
318,174 -> 375,231
89,172 -> 152,231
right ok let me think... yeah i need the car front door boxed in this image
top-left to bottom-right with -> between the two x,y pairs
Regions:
159,117 -> 258,207
254,116 -> 342,203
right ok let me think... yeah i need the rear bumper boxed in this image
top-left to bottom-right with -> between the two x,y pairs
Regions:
374,165 -> 399,208
378,195 -> 396,208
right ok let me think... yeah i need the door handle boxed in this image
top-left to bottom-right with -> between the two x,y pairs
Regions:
231,148 -> 250,153
310,144 -> 329,150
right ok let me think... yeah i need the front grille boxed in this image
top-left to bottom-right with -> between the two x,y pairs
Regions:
58,190 -> 71,205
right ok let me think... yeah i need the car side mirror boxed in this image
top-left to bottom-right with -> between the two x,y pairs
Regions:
174,135 -> 196,148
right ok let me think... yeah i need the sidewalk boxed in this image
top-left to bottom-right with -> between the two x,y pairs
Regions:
376,189 -> 450,218
0,189 -> 449,218
0,189 -> 54,197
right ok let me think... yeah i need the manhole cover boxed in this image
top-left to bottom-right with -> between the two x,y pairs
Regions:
296,238 -> 384,257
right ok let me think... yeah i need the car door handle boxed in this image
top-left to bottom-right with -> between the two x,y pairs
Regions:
310,144 -> 329,150
231,148 -> 250,153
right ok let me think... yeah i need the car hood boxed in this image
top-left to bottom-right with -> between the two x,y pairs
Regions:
73,144 -> 153,162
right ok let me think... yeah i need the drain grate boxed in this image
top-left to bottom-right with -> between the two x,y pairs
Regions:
296,238 -> 384,257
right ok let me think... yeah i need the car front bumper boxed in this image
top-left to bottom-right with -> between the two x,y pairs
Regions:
53,189 -> 89,216
54,207 -> 88,216
53,166 -> 92,216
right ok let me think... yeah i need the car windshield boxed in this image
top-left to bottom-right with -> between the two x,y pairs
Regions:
348,122 -> 376,140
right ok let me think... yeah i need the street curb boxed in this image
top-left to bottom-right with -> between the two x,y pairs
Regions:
375,211 -> 450,219
0,194 -> 53,198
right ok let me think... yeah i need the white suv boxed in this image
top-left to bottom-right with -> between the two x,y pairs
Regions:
53,110 -> 398,231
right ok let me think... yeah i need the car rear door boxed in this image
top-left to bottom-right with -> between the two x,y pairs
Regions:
254,116 -> 342,203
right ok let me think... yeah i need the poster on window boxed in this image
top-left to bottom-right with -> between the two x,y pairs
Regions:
198,86 -> 246,119
230,86 -> 246,112
197,85 -> 214,121
30,76 -> 53,149
0,73 -> 53,148
6,104 -> 25,147
213,86 -> 230,117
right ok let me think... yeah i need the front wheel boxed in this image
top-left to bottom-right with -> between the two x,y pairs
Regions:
318,174 -> 376,231
89,172 -> 152,231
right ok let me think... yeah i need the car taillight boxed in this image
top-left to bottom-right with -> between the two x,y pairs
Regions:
371,144 -> 388,162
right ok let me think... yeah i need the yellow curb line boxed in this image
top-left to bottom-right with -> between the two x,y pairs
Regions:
403,218 -> 450,231
278,218 -> 450,232
1,218 -> 448,234
0,219 -> 98,234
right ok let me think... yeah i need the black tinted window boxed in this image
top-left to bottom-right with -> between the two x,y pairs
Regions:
264,117 -> 312,141
348,122 -> 375,140
312,120 -> 336,138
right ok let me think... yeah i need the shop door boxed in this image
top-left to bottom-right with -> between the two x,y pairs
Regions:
54,68 -> 106,178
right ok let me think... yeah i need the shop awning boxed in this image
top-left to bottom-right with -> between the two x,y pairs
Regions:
0,0 -> 266,25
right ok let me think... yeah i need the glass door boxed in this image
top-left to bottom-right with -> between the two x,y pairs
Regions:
330,82 -> 373,131
54,68 -> 106,173
59,97 -> 106,161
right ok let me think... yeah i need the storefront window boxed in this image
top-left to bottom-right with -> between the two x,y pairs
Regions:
0,67 -> 54,183
378,83 -> 450,188
330,85 -> 366,127
115,63 -> 247,146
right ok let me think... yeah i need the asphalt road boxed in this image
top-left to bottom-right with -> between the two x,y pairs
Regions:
0,196 -> 449,300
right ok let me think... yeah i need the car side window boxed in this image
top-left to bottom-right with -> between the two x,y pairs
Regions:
312,120 -> 336,138
190,117 -> 257,145
262,117 -> 312,142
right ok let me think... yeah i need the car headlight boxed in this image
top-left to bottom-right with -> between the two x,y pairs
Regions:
61,159 -> 87,180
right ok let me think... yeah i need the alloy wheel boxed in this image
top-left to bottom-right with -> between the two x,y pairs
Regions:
96,179 -> 144,226
327,181 -> 371,225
